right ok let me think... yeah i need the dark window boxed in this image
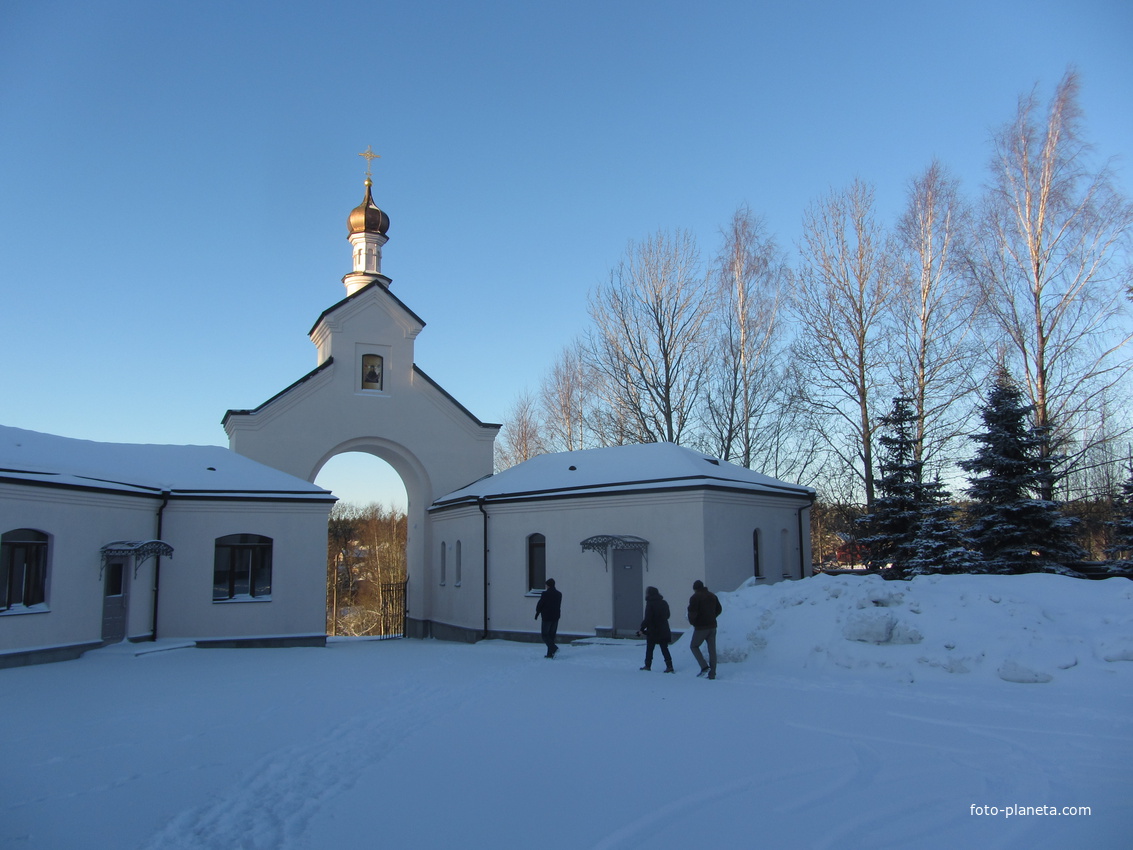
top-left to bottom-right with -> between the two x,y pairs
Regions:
213,534 -> 273,601
1,528 -> 48,610
527,533 -> 546,592
753,529 -> 762,579
105,562 -> 124,597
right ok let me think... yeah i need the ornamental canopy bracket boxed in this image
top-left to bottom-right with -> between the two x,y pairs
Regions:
100,540 -> 174,578
579,535 -> 649,572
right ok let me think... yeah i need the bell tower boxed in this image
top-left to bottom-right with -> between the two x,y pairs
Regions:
343,146 -> 392,295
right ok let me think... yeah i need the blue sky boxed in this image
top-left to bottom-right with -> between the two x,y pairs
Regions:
2,0 -> 1130,507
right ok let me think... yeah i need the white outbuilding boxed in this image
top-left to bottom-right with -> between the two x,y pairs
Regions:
0,425 -> 335,668
426,442 -> 815,643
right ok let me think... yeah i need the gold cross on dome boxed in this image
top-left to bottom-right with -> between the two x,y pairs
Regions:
358,145 -> 381,178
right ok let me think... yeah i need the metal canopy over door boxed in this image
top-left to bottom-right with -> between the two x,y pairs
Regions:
611,548 -> 643,637
99,540 -> 174,644
580,535 -> 649,639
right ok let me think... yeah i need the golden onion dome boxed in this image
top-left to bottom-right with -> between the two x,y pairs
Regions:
347,178 -> 390,235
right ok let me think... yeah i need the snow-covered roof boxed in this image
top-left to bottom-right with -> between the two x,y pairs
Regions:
432,442 -> 814,509
0,425 -> 334,502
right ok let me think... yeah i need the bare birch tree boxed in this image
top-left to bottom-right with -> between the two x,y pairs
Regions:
972,70 -> 1133,498
893,160 -> 983,474
586,229 -> 711,445
701,207 -> 791,469
539,338 -> 593,452
494,389 -> 547,471
792,179 -> 899,509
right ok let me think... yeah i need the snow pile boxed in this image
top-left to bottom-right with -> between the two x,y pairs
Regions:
706,572 -> 1133,685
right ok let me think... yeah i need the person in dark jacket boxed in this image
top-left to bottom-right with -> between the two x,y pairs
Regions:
687,579 -> 722,679
637,586 -> 674,672
534,578 -> 562,658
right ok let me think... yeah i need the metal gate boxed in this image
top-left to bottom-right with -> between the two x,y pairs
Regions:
330,579 -> 406,639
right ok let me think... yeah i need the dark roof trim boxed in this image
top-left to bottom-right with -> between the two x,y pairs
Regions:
0,474 -> 335,503
308,278 -> 426,336
430,478 -> 813,512
413,365 -> 502,430
222,357 -> 334,425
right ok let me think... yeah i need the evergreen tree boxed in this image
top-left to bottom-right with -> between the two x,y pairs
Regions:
859,396 -> 923,575
905,478 -> 982,575
1105,461 -> 1133,566
959,370 -> 1084,574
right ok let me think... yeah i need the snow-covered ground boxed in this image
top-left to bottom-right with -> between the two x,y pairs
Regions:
3,573 -> 1131,849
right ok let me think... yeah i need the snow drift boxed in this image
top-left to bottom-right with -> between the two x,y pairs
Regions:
707,572 -> 1133,685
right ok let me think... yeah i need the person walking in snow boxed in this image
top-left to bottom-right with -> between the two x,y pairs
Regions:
687,579 -> 722,679
535,578 -> 562,658
637,586 -> 674,672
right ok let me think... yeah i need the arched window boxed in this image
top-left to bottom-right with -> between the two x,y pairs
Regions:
753,529 -> 763,579
1,528 -> 48,611
440,541 -> 447,586
213,534 -> 272,601
527,533 -> 546,592
455,540 -> 462,587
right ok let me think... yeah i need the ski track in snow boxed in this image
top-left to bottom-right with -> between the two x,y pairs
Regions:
136,655 -> 523,850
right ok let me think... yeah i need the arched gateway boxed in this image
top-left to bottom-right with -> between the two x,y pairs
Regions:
223,170 -> 499,638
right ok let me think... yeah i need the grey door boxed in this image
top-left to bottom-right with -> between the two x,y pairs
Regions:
101,560 -> 128,642
612,549 -> 643,637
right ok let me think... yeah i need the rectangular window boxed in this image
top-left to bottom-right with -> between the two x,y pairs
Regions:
753,529 -> 763,579
105,562 -> 124,597
361,354 -> 384,391
527,533 -> 546,592
213,534 -> 273,601
1,529 -> 48,611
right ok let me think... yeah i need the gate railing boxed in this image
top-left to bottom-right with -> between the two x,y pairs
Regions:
329,579 -> 407,639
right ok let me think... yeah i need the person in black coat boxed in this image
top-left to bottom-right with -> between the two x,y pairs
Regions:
687,579 -> 722,679
637,586 -> 674,672
534,578 -> 562,658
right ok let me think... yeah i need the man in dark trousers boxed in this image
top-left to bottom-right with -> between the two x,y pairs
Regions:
687,579 -> 722,679
535,578 -> 562,658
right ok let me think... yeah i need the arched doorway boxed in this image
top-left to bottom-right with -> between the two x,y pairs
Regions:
315,445 -> 416,637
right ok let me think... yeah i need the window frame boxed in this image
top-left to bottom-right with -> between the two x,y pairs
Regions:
526,533 -> 546,593
1,528 -> 49,613
213,534 -> 273,602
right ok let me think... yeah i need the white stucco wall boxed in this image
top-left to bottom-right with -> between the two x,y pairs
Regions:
156,499 -> 332,641
0,484 -> 156,654
428,487 -> 812,642
1,482 -> 333,660
701,492 -> 814,591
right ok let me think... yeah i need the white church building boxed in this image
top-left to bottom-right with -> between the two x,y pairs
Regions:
223,168 -> 814,644
1,163 -> 813,666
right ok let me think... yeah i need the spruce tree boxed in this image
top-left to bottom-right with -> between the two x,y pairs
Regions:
1105,461 -> 1133,567
959,370 -> 1083,574
905,478 -> 982,575
859,396 -> 924,576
